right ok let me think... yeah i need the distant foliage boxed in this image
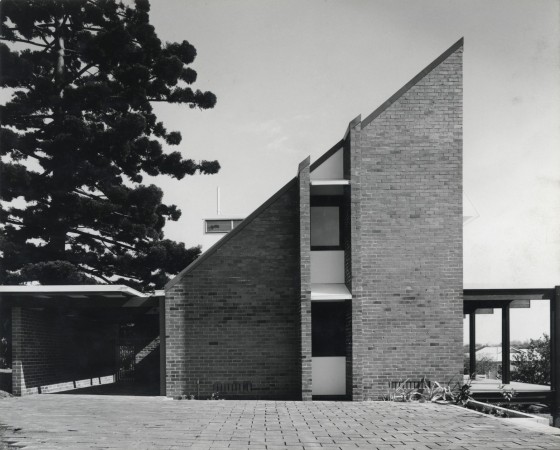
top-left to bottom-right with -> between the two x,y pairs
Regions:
0,0 -> 219,290
511,334 -> 550,386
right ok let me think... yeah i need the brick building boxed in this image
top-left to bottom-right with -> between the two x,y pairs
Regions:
164,38 -> 464,400
1,39 -> 466,400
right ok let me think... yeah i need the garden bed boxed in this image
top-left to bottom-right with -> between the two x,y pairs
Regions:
462,399 -> 549,425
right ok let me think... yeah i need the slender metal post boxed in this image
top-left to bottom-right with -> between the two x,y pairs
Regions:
159,296 -> 166,396
501,304 -> 510,384
469,313 -> 476,379
552,286 -> 560,427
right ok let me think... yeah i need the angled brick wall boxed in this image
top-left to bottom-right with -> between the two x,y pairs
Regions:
354,45 -> 463,399
165,182 -> 301,399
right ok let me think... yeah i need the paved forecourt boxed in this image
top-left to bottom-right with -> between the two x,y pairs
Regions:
1,397 -> 560,449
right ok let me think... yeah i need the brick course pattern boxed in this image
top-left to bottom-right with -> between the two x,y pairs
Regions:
2,397 -> 560,449
165,183 -> 302,399
353,46 -> 463,399
12,307 -> 117,396
298,159 -> 312,401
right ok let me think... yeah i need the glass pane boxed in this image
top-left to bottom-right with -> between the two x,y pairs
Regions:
475,311 -> 502,380
311,206 -> 340,247
205,220 -> 232,233
312,302 -> 346,357
510,300 -> 550,386
463,315 -> 470,377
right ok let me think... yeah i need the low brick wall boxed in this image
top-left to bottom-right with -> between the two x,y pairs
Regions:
12,307 -> 117,396
0,369 -> 12,393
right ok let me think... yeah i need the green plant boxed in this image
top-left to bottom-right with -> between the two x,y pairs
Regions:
455,379 -> 472,406
386,377 -> 463,404
0,338 -> 8,369
421,378 -> 459,403
384,379 -> 419,402
209,392 -> 222,400
499,385 -> 517,403
511,334 -> 550,386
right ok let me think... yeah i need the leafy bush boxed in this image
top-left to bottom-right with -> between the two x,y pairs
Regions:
511,334 -> 550,385
0,337 -> 9,369
385,377 -> 470,404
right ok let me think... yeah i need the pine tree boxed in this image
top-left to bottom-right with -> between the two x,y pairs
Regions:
0,0 -> 219,290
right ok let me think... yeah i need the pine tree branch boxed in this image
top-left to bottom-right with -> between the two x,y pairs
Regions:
33,25 -> 55,48
68,63 -> 98,85
74,188 -> 108,201
86,0 -> 128,19
0,37 -> 50,48
5,219 -> 23,227
76,264 -> 111,283
69,228 -> 137,251
0,36 -> 79,54
17,114 -> 54,119
80,27 -> 105,32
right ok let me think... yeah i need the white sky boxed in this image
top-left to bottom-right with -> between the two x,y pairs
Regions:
146,0 -> 560,344
3,1 -> 560,341
145,0 -> 560,291
463,300 -> 550,346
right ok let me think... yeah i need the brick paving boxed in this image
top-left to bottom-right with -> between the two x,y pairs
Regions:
1,397 -> 560,449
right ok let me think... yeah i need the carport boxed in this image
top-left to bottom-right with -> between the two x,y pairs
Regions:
0,285 -> 165,396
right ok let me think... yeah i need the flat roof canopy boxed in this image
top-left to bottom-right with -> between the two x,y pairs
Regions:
311,283 -> 352,301
463,288 -> 554,314
0,285 -> 163,308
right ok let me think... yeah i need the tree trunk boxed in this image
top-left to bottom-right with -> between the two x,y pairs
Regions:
46,16 -> 69,260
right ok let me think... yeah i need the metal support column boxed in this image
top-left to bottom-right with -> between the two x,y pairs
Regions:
552,286 -> 560,427
159,296 -> 166,397
501,304 -> 510,384
469,313 -> 476,379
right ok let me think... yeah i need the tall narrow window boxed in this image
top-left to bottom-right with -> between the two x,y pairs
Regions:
310,196 -> 344,250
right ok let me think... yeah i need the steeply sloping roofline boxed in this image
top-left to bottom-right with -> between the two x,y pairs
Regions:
165,178 -> 297,290
310,140 -> 344,172
361,37 -> 464,129
164,38 -> 464,292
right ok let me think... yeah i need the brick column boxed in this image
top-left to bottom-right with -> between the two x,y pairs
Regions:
11,307 -> 23,396
348,120 -> 364,401
298,156 -> 312,400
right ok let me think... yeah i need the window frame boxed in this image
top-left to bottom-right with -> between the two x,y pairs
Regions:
310,196 -> 345,251
204,219 -> 243,234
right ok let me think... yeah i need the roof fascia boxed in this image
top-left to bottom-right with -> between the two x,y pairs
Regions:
0,284 -> 146,297
361,37 -> 464,129
298,156 -> 311,173
342,115 -> 362,141
165,177 -> 298,291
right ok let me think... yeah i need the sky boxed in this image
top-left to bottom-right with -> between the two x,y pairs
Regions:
144,0 -> 560,291
3,1 -> 559,343
144,0 -> 560,344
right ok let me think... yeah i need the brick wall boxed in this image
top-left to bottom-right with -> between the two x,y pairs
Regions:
165,182 -> 301,399
12,307 -> 117,396
353,45 -> 463,399
299,158 -> 312,401
348,122 -> 365,401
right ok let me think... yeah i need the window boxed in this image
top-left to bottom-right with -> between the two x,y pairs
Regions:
205,219 -> 243,234
310,196 -> 344,250
312,302 -> 347,357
